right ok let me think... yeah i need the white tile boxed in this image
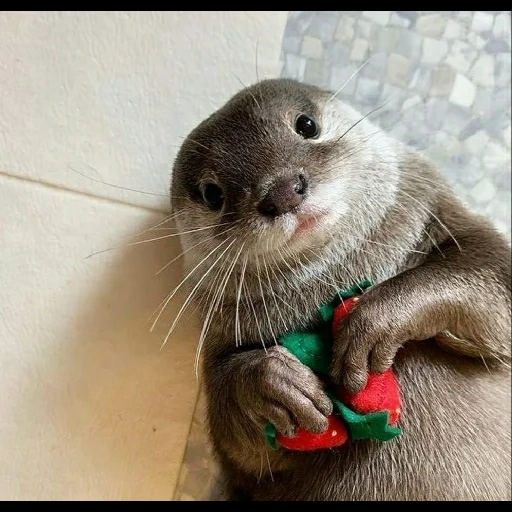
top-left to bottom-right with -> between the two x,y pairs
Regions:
443,19 -> 463,39
470,54 -> 495,87
422,37 -> 448,64
351,38 -> 369,62
363,11 -> 391,26
0,177 -> 200,500
449,73 -> 476,108
471,11 -> 494,33
482,141 -> 509,168
301,36 -> 323,58
493,13 -> 512,44
470,177 -> 497,203
0,12 -> 288,211
504,126 -> 511,148
336,17 -> 356,44
403,95 -> 422,110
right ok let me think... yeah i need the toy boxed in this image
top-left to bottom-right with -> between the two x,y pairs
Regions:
264,280 -> 402,451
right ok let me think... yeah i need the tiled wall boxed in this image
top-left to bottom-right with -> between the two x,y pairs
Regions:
281,11 -> 511,236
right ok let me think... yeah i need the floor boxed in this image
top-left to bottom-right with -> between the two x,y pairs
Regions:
173,10 -> 511,501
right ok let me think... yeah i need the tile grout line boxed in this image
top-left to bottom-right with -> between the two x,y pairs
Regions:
0,169 -> 171,215
170,380 -> 203,501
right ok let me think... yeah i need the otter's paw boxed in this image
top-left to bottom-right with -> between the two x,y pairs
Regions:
330,289 -> 406,393
238,345 -> 333,436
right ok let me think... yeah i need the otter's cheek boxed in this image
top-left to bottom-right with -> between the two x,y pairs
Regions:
311,182 -> 350,217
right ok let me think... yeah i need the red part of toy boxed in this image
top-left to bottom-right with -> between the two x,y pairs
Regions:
338,369 -> 401,426
332,297 -> 402,426
331,296 -> 360,336
276,415 -> 349,451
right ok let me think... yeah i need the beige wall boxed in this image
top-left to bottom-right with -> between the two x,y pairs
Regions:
0,11 -> 287,500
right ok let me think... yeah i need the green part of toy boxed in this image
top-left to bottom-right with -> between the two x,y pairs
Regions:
279,328 -> 332,375
263,280 -> 382,450
264,422 -> 278,450
330,395 -> 402,442
279,280 -> 374,375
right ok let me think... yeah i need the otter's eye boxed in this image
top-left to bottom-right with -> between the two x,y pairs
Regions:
202,183 -> 224,211
295,114 -> 319,139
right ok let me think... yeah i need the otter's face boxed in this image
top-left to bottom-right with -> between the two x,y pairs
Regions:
171,78 -> 398,262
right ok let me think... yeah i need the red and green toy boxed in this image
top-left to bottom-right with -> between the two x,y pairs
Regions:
264,280 -> 403,451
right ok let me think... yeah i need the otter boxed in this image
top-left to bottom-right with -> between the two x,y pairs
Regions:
170,79 -> 511,500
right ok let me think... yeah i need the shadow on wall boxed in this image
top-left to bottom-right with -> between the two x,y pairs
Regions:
17,213 -> 199,500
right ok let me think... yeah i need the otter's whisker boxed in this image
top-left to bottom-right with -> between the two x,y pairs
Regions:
162,237 -> 238,351
254,40 -> 265,106
328,55 -> 373,103
391,200 -> 445,258
155,225 -> 239,276
87,221 -> 239,259
349,163 -> 453,193
305,248 -> 340,287
336,100 -> 391,144
323,229 -> 368,290
264,279 -> 299,313
489,352 -> 511,369
268,252 -> 292,298
363,237 -> 427,255
480,353 -> 492,374
243,279 -> 267,353
68,164 -> 172,198
178,136 -> 211,152
301,250 -> 339,291
283,243 -> 338,293
195,241 -> 244,375
151,236 -> 234,333
256,256 -> 277,345
219,241 -> 244,318
315,179 -> 434,258
276,246 -> 303,295
262,253 -> 289,331
123,209 -> 185,239
84,210 -> 183,261
399,189 -> 461,252
257,452 -> 265,484
266,450 -> 274,483
152,238 -> 229,336
232,72 -> 261,110
235,254 -> 249,347
192,245 -> 233,342
194,244 -> 236,372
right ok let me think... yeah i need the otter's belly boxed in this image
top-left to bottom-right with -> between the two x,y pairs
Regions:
249,342 -> 511,501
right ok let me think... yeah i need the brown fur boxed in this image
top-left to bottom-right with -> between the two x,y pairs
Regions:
170,79 -> 511,500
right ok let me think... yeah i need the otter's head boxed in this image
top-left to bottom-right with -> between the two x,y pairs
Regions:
171,78 -> 399,269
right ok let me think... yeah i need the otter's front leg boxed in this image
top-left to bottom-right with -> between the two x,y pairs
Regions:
203,345 -> 332,457
330,218 -> 511,393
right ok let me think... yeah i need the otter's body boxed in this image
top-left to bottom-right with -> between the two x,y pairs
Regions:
214,344 -> 510,501
170,79 -> 511,500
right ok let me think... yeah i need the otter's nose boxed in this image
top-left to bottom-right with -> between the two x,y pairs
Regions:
257,174 -> 308,217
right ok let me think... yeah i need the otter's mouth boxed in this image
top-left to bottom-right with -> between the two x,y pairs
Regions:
295,214 -> 322,234
289,210 -> 327,241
